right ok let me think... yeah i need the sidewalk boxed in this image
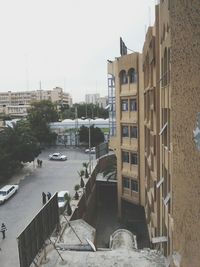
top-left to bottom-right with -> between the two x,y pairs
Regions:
1,162 -> 36,186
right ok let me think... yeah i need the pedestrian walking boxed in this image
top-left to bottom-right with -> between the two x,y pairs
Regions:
40,160 -> 43,167
1,223 -> 7,239
47,192 -> 51,200
37,159 -> 40,167
42,192 -> 46,205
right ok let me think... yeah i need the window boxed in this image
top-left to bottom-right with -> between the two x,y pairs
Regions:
122,151 -> 129,163
121,99 -> 128,111
163,48 -> 167,86
123,177 -> 130,189
119,70 -> 128,85
130,126 -> 137,138
122,126 -> 129,137
131,153 -> 138,165
131,180 -> 139,192
130,99 -> 137,111
128,68 -> 137,83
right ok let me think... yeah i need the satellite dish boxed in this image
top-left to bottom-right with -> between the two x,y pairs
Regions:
86,238 -> 96,252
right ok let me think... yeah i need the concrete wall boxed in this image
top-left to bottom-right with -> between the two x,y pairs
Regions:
138,53 -> 145,207
70,155 -> 116,225
170,1 -> 200,266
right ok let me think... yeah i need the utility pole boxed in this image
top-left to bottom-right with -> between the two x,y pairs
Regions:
89,118 -> 91,175
75,105 -> 78,146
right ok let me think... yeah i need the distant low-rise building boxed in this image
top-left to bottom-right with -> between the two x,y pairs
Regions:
0,87 -> 72,117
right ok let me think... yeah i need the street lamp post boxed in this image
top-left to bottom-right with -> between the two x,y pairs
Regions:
88,118 -> 91,175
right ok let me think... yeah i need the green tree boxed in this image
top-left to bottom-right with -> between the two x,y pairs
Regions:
59,103 -> 109,120
12,120 -> 41,162
0,121 -> 41,178
78,125 -> 104,147
91,126 -> 104,146
101,155 -> 117,181
74,184 -> 80,200
27,100 -> 58,145
82,162 -> 89,178
78,169 -> 85,179
80,177 -> 85,188
65,194 -> 72,216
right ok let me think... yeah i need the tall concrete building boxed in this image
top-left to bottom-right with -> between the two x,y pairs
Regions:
143,24 -> 160,248
85,93 -> 100,105
143,1 -> 200,266
146,1 -> 200,266
108,52 -> 145,217
0,87 -> 72,117
108,1 -> 200,266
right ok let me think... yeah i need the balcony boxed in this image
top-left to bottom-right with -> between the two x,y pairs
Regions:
120,83 -> 137,96
129,111 -> 137,123
121,137 -> 138,151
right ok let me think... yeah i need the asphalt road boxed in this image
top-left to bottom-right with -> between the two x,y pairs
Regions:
0,147 -> 92,267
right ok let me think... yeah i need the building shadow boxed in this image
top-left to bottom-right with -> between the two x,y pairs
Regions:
94,181 -> 150,249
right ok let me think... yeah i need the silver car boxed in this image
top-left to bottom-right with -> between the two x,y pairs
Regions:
0,184 -> 19,204
48,152 -> 67,161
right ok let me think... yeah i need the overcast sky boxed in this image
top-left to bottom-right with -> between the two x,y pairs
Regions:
0,0 -> 156,103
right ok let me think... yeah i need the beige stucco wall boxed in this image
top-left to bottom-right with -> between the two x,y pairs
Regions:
108,53 -> 144,218
170,1 -> 200,266
138,53 -> 145,207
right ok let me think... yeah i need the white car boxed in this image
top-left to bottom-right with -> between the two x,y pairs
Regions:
85,147 -> 96,154
0,184 -> 19,204
48,152 -> 67,161
57,190 -> 69,209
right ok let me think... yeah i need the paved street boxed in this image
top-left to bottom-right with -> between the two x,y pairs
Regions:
0,147 -> 92,267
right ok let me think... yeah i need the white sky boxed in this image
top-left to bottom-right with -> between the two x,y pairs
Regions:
0,0 -> 156,103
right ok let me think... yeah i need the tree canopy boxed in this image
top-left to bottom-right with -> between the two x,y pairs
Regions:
59,103 -> 109,120
79,125 -> 105,147
27,100 -> 58,145
0,120 -> 41,178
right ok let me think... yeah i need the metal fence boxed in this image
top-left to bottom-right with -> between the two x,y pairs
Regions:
17,193 -> 59,267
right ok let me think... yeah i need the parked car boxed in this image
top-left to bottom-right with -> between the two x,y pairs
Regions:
57,190 -> 69,210
48,152 -> 67,161
85,147 -> 96,154
0,185 -> 19,204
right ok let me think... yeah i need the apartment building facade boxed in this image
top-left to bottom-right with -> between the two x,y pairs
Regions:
143,24 -> 160,247
108,52 -> 145,217
108,1 -> 200,266
0,87 -> 72,117
144,1 -> 200,266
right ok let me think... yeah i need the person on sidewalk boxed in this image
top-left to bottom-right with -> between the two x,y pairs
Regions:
1,223 -> 7,239
47,192 -> 51,200
42,192 -> 46,205
37,159 -> 40,167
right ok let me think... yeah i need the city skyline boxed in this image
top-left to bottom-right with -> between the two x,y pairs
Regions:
0,0 -> 155,103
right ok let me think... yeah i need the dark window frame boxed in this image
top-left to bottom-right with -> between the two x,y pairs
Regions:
122,125 -> 129,138
122,151 -> 129,163
123,177 -> 130,189
130,126 -> 138,138
131,153 -> 138,165
131,180 -> 139,192
130,99 -> 137,111
121,99 -> 128,111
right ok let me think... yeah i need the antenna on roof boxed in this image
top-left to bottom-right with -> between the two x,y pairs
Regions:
148,6 -> 151,26
25,54 -> 29,90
